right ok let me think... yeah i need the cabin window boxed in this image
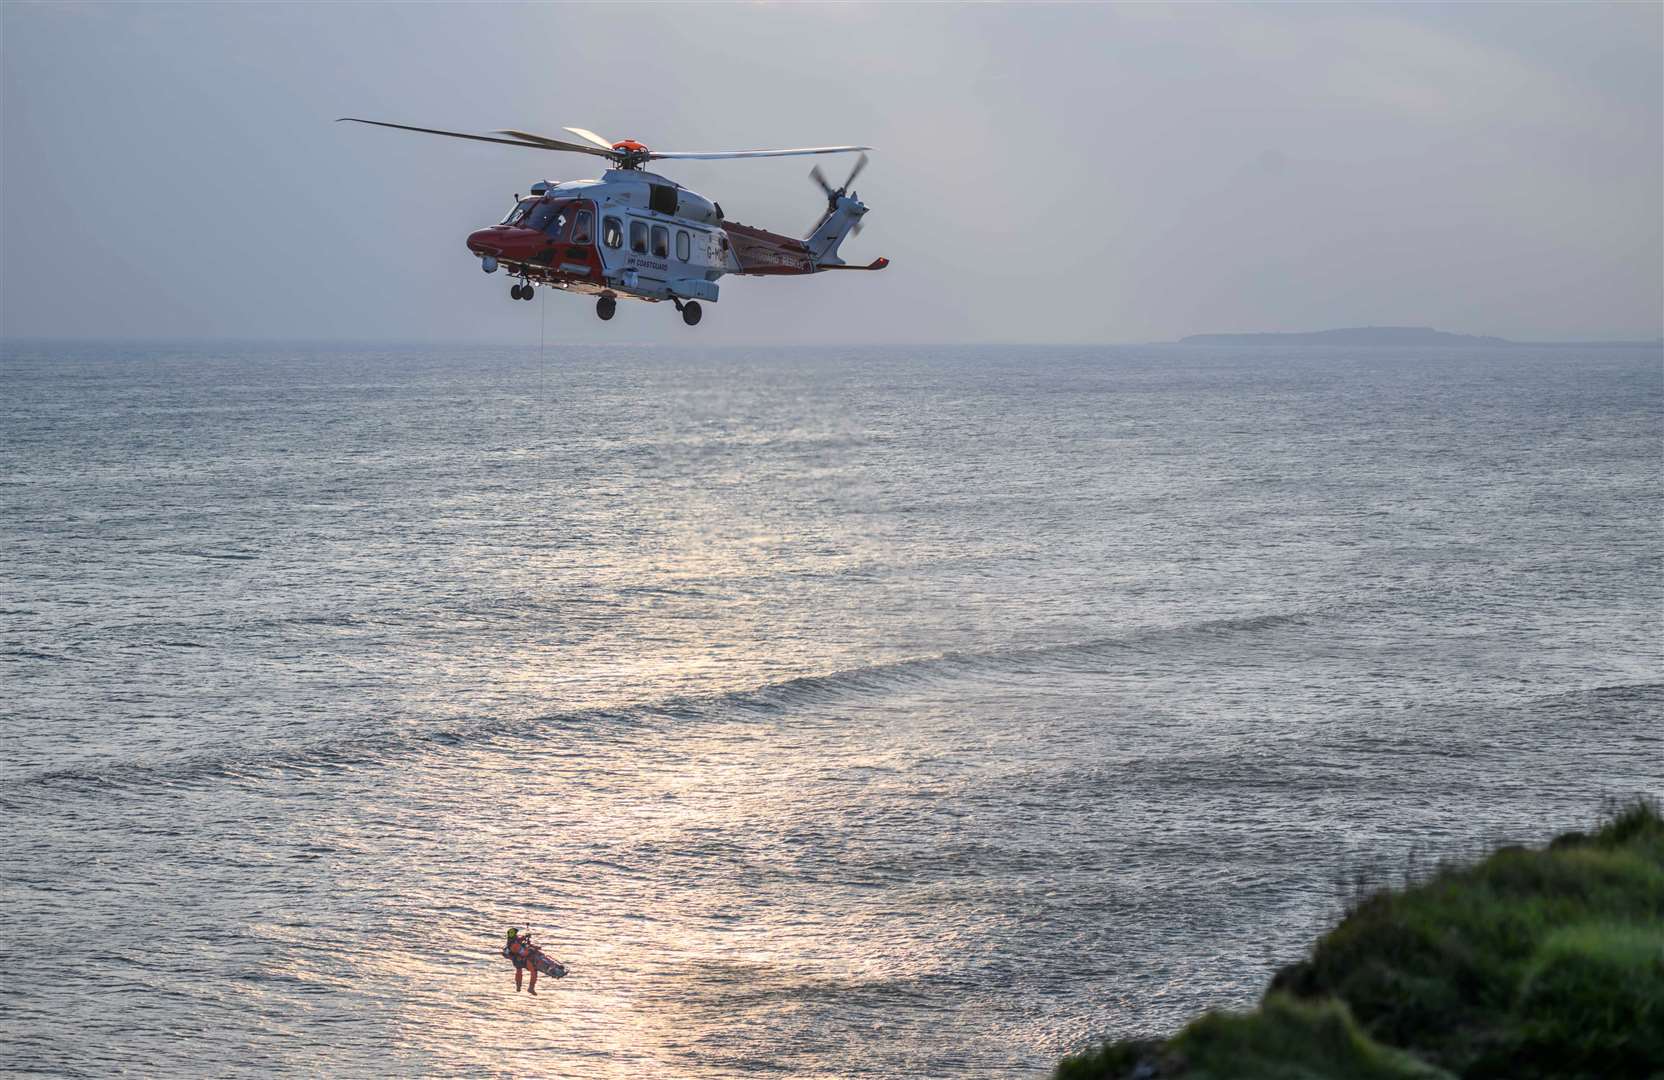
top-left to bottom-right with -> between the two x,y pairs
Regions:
651,225 -> 669,258
572,209 -> 593,244
629,220 -> 649,254
675,230 -> 691,261
602,216 -> 622,249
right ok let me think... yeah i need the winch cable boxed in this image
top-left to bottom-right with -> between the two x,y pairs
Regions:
538,287 -> 547,439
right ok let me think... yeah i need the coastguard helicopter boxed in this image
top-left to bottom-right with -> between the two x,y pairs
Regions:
339,119 -> 888,326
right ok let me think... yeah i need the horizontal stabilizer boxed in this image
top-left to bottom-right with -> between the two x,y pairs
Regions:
817,257 -> 890,271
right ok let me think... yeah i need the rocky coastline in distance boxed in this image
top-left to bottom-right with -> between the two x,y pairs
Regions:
1177,326 -> 1663,347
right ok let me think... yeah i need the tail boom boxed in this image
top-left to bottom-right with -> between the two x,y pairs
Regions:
720,215 -> 887,277
722,220 -> 816,276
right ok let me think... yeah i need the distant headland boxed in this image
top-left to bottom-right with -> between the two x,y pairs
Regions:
1177,326 -> 1662,348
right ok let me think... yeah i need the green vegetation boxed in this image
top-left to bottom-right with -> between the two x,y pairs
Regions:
1056,995 -> 1449,1080
1057,801 -> 1664,1080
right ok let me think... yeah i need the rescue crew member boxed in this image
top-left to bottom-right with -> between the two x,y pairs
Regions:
502,927 -> 542,995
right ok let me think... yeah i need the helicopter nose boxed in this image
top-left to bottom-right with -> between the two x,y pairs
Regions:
469,226 -> 541,260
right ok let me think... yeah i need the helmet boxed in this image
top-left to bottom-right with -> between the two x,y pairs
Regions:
507,927 -> 519,941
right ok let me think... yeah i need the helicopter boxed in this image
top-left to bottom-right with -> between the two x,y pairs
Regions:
339,119 -> 888,326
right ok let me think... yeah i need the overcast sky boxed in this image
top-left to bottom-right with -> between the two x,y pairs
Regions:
3,2 -> 1659,345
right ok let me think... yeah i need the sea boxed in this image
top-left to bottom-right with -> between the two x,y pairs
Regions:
2,341 -> 1659,1078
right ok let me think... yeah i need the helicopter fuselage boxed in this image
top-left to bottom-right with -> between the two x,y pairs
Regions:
339,118 -> 884,324
464,169 -> 883,314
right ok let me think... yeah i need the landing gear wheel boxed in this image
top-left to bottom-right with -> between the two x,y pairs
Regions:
681,301 -> 702,327
511,284 -> 524,300
596,296 -> 617,321
521,283 -> 534,300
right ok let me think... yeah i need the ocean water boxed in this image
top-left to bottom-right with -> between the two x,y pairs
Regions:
1,341 -> 1659,1078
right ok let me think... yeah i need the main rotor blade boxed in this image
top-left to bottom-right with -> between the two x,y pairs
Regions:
338,118 -> 618,160
493,129 -> 623,158
338,118 -> 566,150
562,126 -> 617,150
648,145 -> 872,161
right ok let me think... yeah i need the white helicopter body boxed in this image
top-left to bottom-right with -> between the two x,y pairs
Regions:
341,120 -> 887,325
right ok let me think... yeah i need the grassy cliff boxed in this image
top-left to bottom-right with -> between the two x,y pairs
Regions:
1057,802 -> 1664,1080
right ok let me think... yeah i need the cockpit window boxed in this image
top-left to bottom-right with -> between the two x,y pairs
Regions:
525,200 -> 559,232
499,199 -> 538,226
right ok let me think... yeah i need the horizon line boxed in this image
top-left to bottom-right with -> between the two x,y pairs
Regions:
5,334 -> 1662,350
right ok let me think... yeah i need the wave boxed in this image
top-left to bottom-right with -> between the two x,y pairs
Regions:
1528,681 -> 1664,705
732,610 -> 1314,710
0,647 -> 87,663
6,610 -> 1315,800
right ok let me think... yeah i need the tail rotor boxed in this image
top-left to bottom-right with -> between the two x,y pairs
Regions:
809,152 -> 870,235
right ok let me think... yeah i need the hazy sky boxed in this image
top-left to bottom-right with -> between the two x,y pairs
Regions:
3,2 -> 1660,344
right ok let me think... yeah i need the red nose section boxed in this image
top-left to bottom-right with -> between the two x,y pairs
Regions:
467,226 -> 540,260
